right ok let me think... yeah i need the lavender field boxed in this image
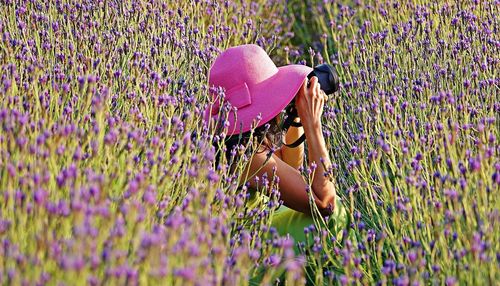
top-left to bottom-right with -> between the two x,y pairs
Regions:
0,0 -> 498,285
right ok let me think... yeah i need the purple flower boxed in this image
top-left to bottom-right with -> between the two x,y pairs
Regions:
407,249 -> 418,264
340,275 -> 348,285
468,156 -> 481,172
173,267 -> 195,281
445,276 -> 457,286
205,169 -> 219,184
0,219 -> 11,234
33,188 -> 48,206
444,189 -> 459,201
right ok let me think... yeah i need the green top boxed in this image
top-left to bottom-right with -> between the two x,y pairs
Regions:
244,187 -> 347,253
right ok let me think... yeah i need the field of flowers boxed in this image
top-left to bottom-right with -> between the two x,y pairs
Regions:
0,0 -> 498,285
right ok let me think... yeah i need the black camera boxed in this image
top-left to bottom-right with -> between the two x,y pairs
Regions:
280,63 -> 340,148
306,63 -> 340,95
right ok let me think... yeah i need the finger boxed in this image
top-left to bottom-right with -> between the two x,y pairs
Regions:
295,78 -> 305,104
300,78 -> 307,98
308,77 -> 318,97
315,82 -> 321,98
318,88 -> 325,97
309,76 -> 319,90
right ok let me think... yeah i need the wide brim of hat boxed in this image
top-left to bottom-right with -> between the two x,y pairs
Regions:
204,64 -> 313,136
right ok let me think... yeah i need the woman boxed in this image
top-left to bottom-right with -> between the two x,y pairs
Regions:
204,44 -> 345,247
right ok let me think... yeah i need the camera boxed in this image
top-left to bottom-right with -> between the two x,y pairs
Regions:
280,63 -> 340,148
306,63 -> 340,95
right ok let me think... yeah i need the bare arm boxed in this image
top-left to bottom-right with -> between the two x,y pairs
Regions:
303,124 -> 336,210
240,147 -> 333,215
294,76 -> 336,210
278,117 -> 304,169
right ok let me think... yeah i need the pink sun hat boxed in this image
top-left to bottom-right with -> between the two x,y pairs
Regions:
203,44 -> 313,136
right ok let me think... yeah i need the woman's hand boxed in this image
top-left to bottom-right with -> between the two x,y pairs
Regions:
295,76 -> 327,132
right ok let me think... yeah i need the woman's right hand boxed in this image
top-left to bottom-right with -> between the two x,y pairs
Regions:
295,76 -> 327,132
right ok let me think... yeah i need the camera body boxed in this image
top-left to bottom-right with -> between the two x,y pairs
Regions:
306,63 -> 340,95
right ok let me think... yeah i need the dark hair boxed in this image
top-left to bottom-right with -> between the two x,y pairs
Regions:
251,116 -> 283,152
213,115 -> 283,171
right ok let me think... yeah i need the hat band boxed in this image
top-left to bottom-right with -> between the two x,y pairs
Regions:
210,82 -> 252,115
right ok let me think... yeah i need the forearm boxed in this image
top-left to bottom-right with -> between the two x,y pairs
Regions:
280,122 -> 304,169
304,124 -> 336,208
